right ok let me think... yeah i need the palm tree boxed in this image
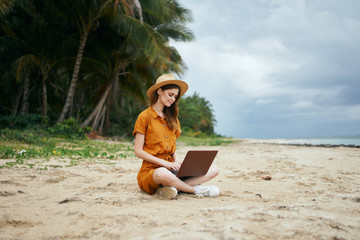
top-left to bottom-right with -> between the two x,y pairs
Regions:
79,0 -> 194,132
2,0 -> 67,117
56,0 -> 144,123
179,93 -> 216,135
78,12 -> 137,130
0,0 -> 14,16
1,0 -> 38,115
0,0 -> 194,136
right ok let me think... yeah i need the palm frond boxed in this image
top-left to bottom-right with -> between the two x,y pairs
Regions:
156,23 -> 194,42
0,0 -> 14,16
13,54 -> 38,82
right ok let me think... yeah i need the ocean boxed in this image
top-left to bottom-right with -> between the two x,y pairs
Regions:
274,136 -> 360,147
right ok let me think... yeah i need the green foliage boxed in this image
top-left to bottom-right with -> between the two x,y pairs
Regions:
0,0 -> 195,137
0,128 -> 135,169
48,118 -> 92,139
0,128 -> 232,170
178,92 -> 217,136
106,91 -> 146,138
178,135 -> 236,146
0,146 -> 16,159
0,128 -> 49,146
0,1 -> 221,139
0,114 -> 48,129
0,0 -> 14,16
0,117 -> 90,142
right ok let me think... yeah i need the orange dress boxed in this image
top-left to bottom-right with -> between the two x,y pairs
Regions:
133,106 -> 181,194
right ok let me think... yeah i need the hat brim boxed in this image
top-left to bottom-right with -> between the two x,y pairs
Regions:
146,80 -> 188,99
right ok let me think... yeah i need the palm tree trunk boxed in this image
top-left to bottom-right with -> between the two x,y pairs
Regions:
93,104 -> 106,132
81,70 -> 119,128
41,76 -> 47,117
57,31 -> 88,123
13,85 -> 23,115
98,105 -> 106,134
20,71 -> 30,115
76,91 -> 86,121
80,81 -> 113,128
104,95 -> 111,133
133,0 -> 143,23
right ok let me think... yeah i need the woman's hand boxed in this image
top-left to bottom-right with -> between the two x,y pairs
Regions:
166,161 -> 181,172
135,133 -> 182,171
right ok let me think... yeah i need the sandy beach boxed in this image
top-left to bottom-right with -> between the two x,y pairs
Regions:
1,139 -> 359,240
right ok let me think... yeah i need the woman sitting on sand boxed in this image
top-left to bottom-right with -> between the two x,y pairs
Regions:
133,73 -> 220,199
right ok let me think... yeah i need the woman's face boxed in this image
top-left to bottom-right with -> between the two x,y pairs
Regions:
157,88 -> 179,107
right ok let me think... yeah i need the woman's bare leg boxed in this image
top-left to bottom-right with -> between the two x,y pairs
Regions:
153,167 -> 195,194
183,164 -> 220,186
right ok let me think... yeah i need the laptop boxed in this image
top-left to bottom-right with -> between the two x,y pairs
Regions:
176,150 -> 218,178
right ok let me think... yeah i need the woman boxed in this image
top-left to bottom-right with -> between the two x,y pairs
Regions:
133,73 -> 220,199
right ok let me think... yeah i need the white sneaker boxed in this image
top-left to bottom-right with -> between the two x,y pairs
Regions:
156,187 -> 178,199
194,185 -> 220,197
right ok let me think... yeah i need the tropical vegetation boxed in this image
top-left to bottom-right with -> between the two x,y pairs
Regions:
0,0 -> 218,138
178,92 -> 216,136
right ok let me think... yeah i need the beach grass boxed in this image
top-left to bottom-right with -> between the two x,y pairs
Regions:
0,129 -> 235,169
0,129 -> 134,169
177,135 -> 237,146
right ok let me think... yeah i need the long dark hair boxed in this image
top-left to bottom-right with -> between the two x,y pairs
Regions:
150,84 -> 181,130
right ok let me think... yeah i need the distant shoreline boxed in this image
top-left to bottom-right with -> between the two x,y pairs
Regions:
275,142 -> 360,148
239,138 -> 360,148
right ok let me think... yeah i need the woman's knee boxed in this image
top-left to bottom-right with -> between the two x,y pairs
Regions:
153,167 -> 174,184
208,164 -> 220,178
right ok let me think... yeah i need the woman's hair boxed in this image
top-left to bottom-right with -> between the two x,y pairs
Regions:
150,84 -> 181,130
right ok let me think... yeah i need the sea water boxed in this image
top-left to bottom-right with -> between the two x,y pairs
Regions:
278,136 -> 360,147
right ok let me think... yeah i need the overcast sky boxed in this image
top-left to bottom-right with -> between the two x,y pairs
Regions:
172,0 -> 360,139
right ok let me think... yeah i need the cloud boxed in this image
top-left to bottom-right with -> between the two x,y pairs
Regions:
177,37 -> 308,102
174,0 -> 360,138
256,98 -> 274,105
291,100 -> 316,110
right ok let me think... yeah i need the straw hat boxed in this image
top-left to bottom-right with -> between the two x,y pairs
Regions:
146,73 -> 188,99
